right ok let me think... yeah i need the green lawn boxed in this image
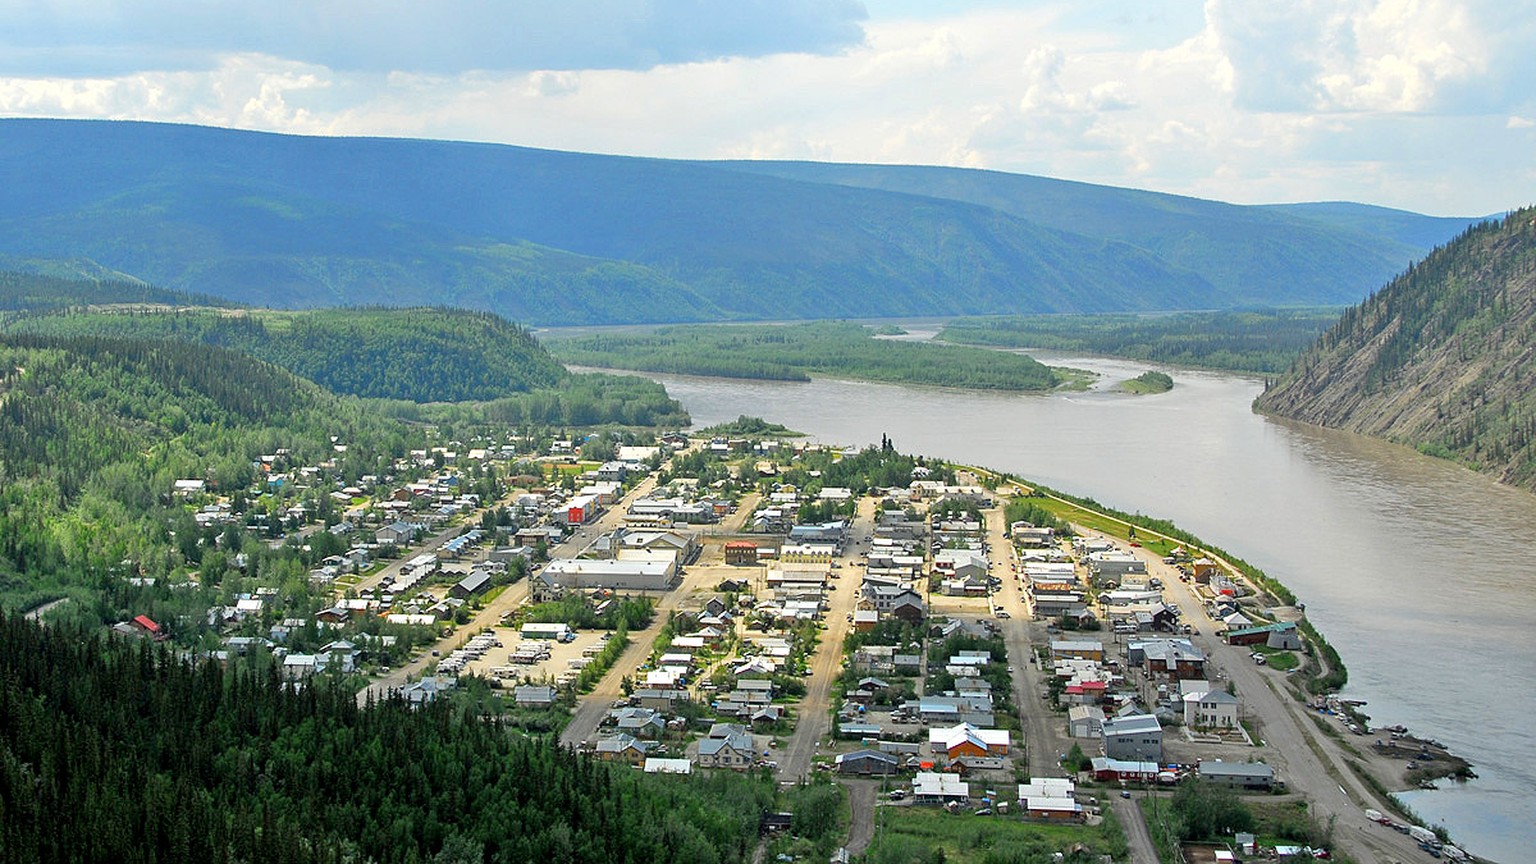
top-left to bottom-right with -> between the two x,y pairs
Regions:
862,802 -> 1127,864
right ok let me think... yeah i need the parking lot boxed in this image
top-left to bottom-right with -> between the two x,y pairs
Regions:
439,626 -> 614,688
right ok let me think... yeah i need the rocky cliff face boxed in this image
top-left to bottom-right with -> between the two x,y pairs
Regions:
1255,206 -> 1536,489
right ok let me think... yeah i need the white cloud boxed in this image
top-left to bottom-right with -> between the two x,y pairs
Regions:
0,2 -> 1532,215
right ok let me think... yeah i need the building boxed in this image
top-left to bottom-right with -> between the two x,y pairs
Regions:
643,758 -> 693,775
1017,778 -> 1083,820
1196,760 -> 1276,791
1090,757 -> 1160,784
520,622 -> 571,641
1184,689 -> 1239,730
513,684 -> 558,708
1102,714 -> 1163,762
538,557 -> 678,592
1130,638 -> 1208,681
724,540 -> 761,566
912,772 -> 970,804
450,570 -> 492,599
929,723 -> 1011,759
595,734 -> 652,765
835,749 -> 901,776
565,494 -> 600,525
1067,705 -> 1106,739
1225,620 -> 1303,650
697,728 -> 757,770
1051,640 -> 1105,662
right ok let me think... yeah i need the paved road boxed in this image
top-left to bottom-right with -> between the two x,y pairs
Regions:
776,496 -> 877,781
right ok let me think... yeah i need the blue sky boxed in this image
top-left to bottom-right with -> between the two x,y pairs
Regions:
1,0 -> 1531,215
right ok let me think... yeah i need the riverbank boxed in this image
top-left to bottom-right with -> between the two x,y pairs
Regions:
963,462 -> 1483,861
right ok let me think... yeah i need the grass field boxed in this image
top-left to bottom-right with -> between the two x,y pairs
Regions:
862,802 -> 1127,864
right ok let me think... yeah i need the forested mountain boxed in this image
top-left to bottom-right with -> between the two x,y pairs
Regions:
704,162 -> 1481,307
0,119 -> 1475,324
0,612 -> 771,863
1255,207 -> 1536,489
6,303 -> 568,402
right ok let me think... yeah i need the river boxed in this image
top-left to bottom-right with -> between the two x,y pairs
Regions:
627,350 -> 1534,863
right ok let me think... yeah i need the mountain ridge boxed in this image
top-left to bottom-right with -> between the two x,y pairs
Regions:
0,118 -> 1482,324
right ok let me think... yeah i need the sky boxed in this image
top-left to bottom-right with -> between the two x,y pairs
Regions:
1,0 -> 1532,216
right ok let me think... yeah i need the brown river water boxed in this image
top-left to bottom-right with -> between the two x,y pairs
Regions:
608,345 -> 1534,863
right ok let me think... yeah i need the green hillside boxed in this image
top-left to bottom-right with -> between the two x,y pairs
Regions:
1255,207 -> 1536,489
6,303 -> 569,402
0,331 -> 384,608
0,119 -> 1477,323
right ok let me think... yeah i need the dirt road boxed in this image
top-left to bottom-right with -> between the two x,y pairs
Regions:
776,496 -> 877,781
1112,793 -> 1160,864
984,501 -> 1069,778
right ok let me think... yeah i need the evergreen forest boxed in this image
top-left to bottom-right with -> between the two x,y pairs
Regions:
0,612 -> 773,864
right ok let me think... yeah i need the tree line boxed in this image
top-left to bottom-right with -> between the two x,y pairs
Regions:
0,612 -> 774,863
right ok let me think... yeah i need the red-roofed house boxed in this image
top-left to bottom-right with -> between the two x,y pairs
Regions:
1062,680 -> 1108,705
131,615 -> 166,640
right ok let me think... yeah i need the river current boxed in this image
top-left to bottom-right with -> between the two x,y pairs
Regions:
619,347 -> 1534,863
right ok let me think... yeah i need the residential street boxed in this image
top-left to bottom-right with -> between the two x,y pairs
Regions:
775,496 -> 878,781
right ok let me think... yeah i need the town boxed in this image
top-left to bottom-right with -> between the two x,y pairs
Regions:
127,426 -> 1471,864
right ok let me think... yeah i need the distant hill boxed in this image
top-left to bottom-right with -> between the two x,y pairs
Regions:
1255,207 -> 1536,489
0,119 -> 1479,323
707,162 -> 1481,307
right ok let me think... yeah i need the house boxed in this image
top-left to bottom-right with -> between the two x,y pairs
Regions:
1130,638 -> 1207,681
911,771 -> 970,804
375,521 -> 418,546
697,729 -> 756,770
614,707 -> 668,739
889,595 -> 926,624
1184,689 -> 1239,730
852,609 -> 879,632
595,734 -> 652,765
1067,705 -> 1106,739
514,684 -> 558,709
1017,777 -> 1082,820
129,614 -> 167,640
1196,760 -> 1275,790
835,749 -> 901,776
402,676 -> 458,706
1101,714 -> 1163,762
